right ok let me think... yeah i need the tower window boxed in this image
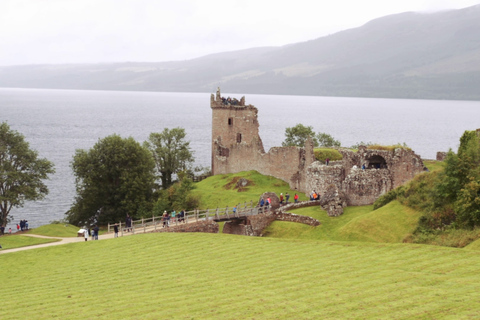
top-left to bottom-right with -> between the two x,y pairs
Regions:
228,118 -> 233,126
237,133 -> 242,143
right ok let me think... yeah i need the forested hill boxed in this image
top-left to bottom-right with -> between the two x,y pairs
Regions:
1,5 -> 480,100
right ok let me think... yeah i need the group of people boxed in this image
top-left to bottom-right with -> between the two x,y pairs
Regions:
17,220 -> 28,231
162,210 -> 186,228
221,96 -> 240,106
259,192 -> 301,208
83,225 -> 99,241
310,190 -> 321,201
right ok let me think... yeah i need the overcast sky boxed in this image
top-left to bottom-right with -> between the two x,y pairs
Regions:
1,0 -> 479,66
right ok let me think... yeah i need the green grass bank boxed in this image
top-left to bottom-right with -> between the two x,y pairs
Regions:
2,233 -> 480,319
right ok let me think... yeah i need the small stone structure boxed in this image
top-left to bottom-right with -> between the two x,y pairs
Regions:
436,152 -> 447,161
211,88 -> 425,209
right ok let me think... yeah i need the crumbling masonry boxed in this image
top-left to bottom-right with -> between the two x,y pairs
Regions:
211,88 -> 424,208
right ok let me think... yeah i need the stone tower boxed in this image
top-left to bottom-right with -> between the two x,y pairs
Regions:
210,88 -> 314,192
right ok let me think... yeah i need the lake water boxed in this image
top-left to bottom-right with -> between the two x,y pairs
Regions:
1,88 -> 479,229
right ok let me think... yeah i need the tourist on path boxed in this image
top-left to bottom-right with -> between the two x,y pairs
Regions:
113,224 -> 119,238
326,158 -> 330,165
84,228 -> 89,241
93,225 -> 99,240
285,192 -> 290,203
162,211 -> 168,228
294,193 -> 299,203
125,214 -> 132,232
280,193 -> 284,204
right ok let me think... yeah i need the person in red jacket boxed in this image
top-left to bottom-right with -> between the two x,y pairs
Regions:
294,193 -> 299,203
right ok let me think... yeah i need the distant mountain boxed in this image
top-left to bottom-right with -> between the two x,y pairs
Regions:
1,5 -> 480,100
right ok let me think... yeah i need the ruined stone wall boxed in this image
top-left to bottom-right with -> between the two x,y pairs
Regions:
211,88 -> 314,191
305,162 -> 345,197
150,220 -> 219,234
223,214 -> 275,236
342,168 -> 392,206
306,146 -> 424,206
273,213 -> 320,226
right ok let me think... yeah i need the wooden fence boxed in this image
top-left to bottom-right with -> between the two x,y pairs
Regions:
107,201 -> 271,235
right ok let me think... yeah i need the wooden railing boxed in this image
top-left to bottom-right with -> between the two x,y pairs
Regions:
107,201 -> 271,235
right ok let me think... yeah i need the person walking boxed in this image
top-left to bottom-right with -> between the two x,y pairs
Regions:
93,225 -> 99,240
285,192 -> 290,204
113,224 -> 119,238
162,211 -> 167,228
294,193 -> 299,203
125,214 -> 132,232
83,228 -> 89,241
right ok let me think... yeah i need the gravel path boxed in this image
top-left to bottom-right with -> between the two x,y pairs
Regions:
0,231 -> 131,255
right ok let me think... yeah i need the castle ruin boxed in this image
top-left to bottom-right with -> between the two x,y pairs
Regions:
211,88 -> 424,207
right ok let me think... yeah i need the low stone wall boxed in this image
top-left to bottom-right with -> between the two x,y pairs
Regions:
150,220 -> 219,234
273,213 -> 320,226
223,214 -> 276,236
276,200 -> 320,213
247,214 -> 276,236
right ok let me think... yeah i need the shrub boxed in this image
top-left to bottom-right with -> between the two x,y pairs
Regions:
373,186 -> 405,210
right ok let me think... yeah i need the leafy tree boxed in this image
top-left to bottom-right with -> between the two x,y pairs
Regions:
282,124 -> 318,147
316,132 -> 341,147
0,122 -> 55,227
67,135 -> 156,226
152,173 -> 200,215
145,128 -> 194,189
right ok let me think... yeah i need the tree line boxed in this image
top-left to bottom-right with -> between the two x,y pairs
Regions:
0,122 -> 198,228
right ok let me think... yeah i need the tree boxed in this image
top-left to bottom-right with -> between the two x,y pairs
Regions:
0,122 -> 55,227
152,173 -> 200,216
67,135 -> 156,226
316,132 -> 341,147
145,128 -> 194,189
282,124 -> 318,147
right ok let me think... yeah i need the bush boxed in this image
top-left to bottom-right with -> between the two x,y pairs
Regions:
314,148 -> 343,162
405,227 -> 480,248
373,186 -> 405,210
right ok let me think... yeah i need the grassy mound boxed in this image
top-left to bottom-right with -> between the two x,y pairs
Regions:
314,148 -> 343,162
2,233 -> 480,319
337,201 -> 422,242
28,223 -> 80,237
192,170 -> 308,208
264,201 -> 421,243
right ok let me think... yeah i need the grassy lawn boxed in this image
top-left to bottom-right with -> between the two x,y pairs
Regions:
423,159 -> 444,172
27,223 -> 80,237
1,232 -> 480,319
192,170 -> 308,208
0,234 -> 59,250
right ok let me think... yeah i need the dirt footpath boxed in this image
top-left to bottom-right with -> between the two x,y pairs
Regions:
0,231 -> 128,255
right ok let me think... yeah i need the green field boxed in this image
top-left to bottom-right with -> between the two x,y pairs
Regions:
0,234 -> 59,250
3,169 -> 480,318
2,233 -> 480,319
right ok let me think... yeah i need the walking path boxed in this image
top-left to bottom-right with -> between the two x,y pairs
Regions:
0,231 -> 130,255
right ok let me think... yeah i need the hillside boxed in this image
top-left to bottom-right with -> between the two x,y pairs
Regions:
1,5 -> 480,100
